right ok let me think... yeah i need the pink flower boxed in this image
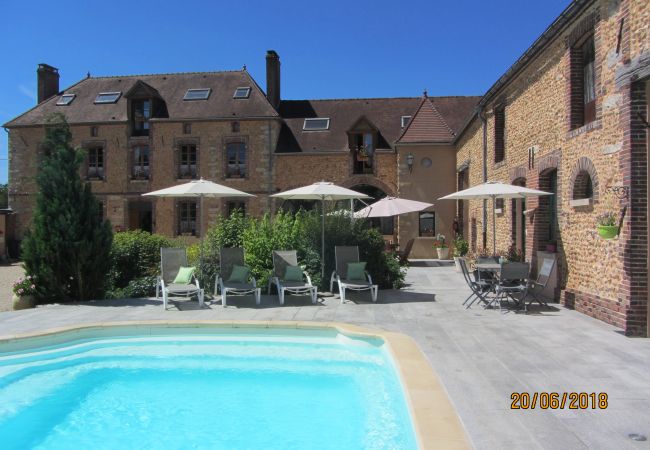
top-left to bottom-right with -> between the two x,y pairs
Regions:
18,288 -> 23,294
30,284 -> 35,289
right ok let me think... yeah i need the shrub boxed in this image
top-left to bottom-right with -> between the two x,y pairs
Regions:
21,114 -> 113,302
106,275 -> 158,299
108,230 -> 174,290
453,236 -> 469,257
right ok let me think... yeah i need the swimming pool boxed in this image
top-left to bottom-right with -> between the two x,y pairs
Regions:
0,325 -> 419,449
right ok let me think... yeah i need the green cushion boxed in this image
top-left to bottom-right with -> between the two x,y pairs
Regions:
347,262 -> 367,281
284,265 -> 303,282
173,266 -> 196,284
228,265 -> 249,283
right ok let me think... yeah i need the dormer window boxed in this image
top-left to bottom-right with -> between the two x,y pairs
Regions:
233,87 -> 251,99
401,116 -> 411,128
303,118 -> 330,131
56,94 -> 76,106
131,99 -> 151,136
94,92 -> 121,104
183,88 -> 211,101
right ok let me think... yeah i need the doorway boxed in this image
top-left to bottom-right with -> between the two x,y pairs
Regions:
511,178 -> 526,258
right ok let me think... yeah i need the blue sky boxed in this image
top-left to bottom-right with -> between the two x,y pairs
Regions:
0,0 -> 570,184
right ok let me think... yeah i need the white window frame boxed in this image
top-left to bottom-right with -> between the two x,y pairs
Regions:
183,88 -> 211,101
56,94 -> 76,106
303,118 -> 330,131
94,92 -> 122,104
233,87 -> 251,99
401,116 -> 411,128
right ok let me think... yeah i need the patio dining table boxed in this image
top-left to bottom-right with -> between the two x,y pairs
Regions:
475,262 -> 529,310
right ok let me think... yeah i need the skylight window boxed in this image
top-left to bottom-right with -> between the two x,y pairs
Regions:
233,87 -> 251,99
56,94 -> 76,106
94,92 -> 122,104
401,116 -> 411,128
303,118 -> 330,131
183,88 -> 211,101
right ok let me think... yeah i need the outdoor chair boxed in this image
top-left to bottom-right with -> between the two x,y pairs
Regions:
157,247 -> 204,310
329,246 -> 378,304
489,262 -> 530,312
268,250 -> 317,305
398,238 -> 415,264
526,257 -> 555,308
214,247 -> 261,307
459,258 -> 492,308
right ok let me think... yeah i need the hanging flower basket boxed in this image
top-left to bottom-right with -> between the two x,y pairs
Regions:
597,225 -> 618,239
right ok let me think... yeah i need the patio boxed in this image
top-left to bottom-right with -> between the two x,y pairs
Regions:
1,263 -> 649,449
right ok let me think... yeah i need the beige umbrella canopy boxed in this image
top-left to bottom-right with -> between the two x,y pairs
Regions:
272,182 -> 370,278
439,181 -> 552,254
354,196 -> 433,218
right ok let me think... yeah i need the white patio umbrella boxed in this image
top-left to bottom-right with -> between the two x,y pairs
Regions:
271,182 -> 370,278
143,178 -> 255,280
438,181 -> 552,254
354,196 -> 433,218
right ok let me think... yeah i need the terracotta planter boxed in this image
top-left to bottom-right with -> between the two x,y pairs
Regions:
436,247 -> 449,260
597,225 -> 618,239
12,294 -> 35,310
453,256 -> 465,272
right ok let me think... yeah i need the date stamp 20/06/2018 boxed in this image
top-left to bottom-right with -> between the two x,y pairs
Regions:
511,392 -> 608,410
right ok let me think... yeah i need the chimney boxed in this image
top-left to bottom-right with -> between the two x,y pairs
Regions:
37,63 -> 60,103
265,50 -> 280,109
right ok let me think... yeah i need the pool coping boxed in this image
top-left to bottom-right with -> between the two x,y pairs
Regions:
0,320 -> 472,450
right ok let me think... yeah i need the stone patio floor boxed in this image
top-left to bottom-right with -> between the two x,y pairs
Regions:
1,262 -> 649,449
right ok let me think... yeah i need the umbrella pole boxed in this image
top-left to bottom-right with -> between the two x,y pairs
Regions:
199,194 -> 204,286
321,198 -> 325,280
492,196 -> 497,255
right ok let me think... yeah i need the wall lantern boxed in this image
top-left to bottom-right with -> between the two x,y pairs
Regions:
406,153 -> 414,173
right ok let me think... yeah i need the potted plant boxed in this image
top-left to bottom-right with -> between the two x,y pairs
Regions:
356,146 -> 369,161
433,233 -> 449,260
452,236 -> 469,272
12,275 -> 37,310
597,211 -> 619,239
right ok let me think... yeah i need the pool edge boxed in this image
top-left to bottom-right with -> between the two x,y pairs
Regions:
0,320 -> 472,450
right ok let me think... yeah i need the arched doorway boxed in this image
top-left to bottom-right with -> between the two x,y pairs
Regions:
349,184 -> 394,237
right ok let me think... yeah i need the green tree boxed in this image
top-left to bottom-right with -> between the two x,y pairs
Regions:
21,113 -> 113,301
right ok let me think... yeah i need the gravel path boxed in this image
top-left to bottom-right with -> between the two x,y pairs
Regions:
0,263 -> 25,311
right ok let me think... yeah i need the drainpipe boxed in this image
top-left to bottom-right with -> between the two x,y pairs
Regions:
267,121 -> 274,214
479,106 -> 488,250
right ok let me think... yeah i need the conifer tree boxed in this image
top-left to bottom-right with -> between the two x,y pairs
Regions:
22,113 -> 113,301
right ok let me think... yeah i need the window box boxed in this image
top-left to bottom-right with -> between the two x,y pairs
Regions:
87,175 -> 104,181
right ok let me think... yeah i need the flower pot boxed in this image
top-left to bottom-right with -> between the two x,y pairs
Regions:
12,294 -> 35,310
453,256 -> 465,272
436,247 -> 449,260
597,225 -> 619,239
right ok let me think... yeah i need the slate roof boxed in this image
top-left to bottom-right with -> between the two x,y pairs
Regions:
276,96 -> 479,153
3,70 -> 278,127
396,95 -> 456,144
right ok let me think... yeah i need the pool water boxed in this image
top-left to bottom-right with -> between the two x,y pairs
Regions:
0,327 -> 418,449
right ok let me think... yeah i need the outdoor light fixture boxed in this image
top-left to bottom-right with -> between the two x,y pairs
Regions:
406,153 -> 414,173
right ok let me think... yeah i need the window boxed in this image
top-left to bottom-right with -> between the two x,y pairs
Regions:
56,94 -> 75,106
94,92 -> 121,104
352,133 -> 374,175
90,126 -> 99,137
178,144 -> 197,179
178,201 -> 197,236
494,106 -> 505,163
419,212 -> 435,237
183,88 -> 211,101
572,171 -> 593,200
233,87 -> 251,99
401,116 -> 411,128
570,35 -> 596,128
183,123 -> 192,135
231,121 -> 240,133
226,141 -> 246,178
131,99 -> 151,136
582,37 -> 596,124
495,198 -> 504,212
87,146 -> 104,179
303,118 -> 330,131
132,145 -> 150,179
227,201 -> 246,217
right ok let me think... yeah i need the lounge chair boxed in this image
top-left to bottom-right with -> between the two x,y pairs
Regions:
214,247 -> 261,307
268,250 -> 317,305
398,238 -> 414,264
330,246 -> 378,304
156,247 -> 204,310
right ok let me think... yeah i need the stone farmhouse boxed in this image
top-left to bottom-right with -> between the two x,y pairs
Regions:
3,0 -> 649,335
